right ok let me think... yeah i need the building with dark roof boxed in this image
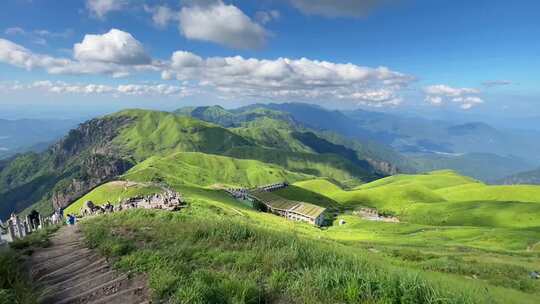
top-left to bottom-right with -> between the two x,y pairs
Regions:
249,190 -> 326,226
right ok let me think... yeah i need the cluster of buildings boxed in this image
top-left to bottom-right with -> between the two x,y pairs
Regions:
226,182 -> 326,227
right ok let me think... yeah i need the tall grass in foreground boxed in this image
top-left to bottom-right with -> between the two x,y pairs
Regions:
82,209 -> 486,304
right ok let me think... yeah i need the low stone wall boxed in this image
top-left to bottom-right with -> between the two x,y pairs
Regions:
0,212 -> 62,244
79,190 -> 187,217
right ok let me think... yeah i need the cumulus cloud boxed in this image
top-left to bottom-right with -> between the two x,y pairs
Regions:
74,29 -> 151,65
179,1 -> 268,49
424,84 -> 484,110
288,0 -> 394,18
0,29 -> 153,76
144,5 -> 179,28
0,38 -> 73,71
5,80 -> 191,97
0,28 -> 414,106
3,27 -> 73,45
482,80 -> 512,87
162,51 -> 413,105
86,0 -> 126,18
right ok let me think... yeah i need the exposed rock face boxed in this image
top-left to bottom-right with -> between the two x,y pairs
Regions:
48,116 -> 134,210
0,115 -> 136,217
49,115 -> 132,167
366,158 -> 399,175
51,156 -> 133,210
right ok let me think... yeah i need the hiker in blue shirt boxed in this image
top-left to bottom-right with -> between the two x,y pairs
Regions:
66,214 -> 76,226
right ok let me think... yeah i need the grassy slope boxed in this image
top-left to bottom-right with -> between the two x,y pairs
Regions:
114,109 -> 372,187
123,152 -> 313,188
230,116 -> 318,154
64,181 -> 162,215
112,109 -> 252,162
225,147 -> 372,188
80,184 -> 540,304
287,170 -> 540,228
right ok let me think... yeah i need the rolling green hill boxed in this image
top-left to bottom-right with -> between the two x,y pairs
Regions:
123,151 -> 313,188
176,105 -> 411,174
70,169 -> 540,303
283,170 -> 540,228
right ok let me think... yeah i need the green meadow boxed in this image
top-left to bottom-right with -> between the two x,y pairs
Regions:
72,167 -> 540,303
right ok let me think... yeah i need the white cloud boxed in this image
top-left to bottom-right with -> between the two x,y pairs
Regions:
74,29 -> 151,65
424,84 -> 484,110
5,27 -> 25,35
0,29 -> 414,107
86,0 -> 126,18
179,1 -> 268,49
33,29 -> 74,39
255,10 -> 280,24
3,27 -> 73,46
4,80 -> 190,97
482,80 -> 512,87
288,0 -> 393,18
0,38 -> 73,71
0,30 -> 153,76
144,5 -> 179,28
163,52 -> 414,105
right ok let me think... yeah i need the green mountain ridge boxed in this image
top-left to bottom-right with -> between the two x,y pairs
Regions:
0,108 -> 382,219
175,104 -> 406,175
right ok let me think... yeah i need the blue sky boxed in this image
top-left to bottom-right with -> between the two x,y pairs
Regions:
0,0 -> 539,120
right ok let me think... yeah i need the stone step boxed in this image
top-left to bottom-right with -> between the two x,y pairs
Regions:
32,246 -> 90,263
30,226 -> 148,304
44,262 -> 111,291
41,271 -> 126,304
37,255 -> 107,282
86,286 -> 148,304
31,243 -> 86,260
52,276 -> 138,304
31,248 -> 94,272
41,259 -> 110,286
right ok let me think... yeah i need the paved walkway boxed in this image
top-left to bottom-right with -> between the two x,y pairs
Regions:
29,225 -> 149,304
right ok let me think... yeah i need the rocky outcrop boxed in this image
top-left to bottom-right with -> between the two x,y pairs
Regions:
0,115 -> 136,218
51,155 -> 133,210
49,115 -> 132,167
366,158 -> 399,175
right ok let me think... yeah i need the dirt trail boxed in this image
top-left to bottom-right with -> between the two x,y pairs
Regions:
28,225 -> 149,304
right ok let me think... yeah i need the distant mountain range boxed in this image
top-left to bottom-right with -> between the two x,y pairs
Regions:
2,102 -> 538,218
215,103 -> 539,181
498,168 -> 540,185
0,118 -> 78,159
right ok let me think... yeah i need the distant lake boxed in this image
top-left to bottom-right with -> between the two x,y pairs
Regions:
0,147 -> 9,151
0,136 -> 9,140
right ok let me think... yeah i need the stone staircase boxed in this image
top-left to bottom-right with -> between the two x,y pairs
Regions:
29,225 -> 149,304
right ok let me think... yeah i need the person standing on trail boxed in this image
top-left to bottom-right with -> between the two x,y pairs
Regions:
66,214 -> 76,226
29,210 -> 40,230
